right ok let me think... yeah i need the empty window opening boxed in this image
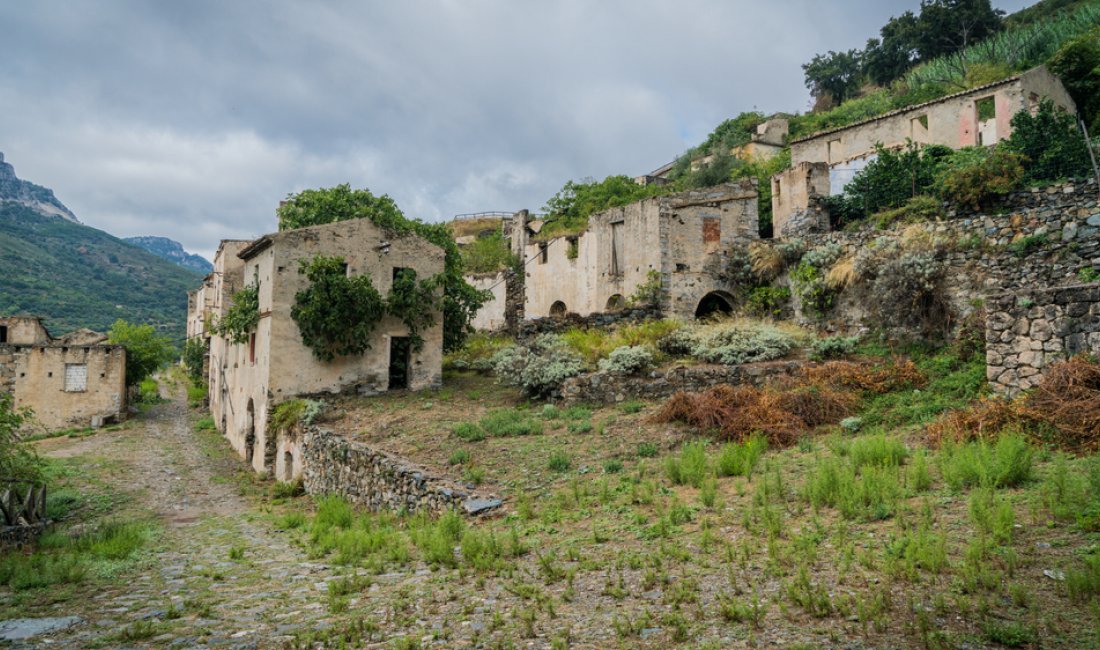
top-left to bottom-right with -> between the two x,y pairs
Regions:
976,96 -> 997,146
283,451 -> 294,481
64,364 -> 88,392
827,139 -> 843,164
388,336 -> 411,390
606,294 -> 626,311
676,263 -> 689,272
694,292 -> 735,320
249,333 -> 256,364
610,222 -> 624,276
537,243 -> 548,264
244,399 -> 256,465
0,326 -> 7,343
910,114 -> 929,142
549,301 -> 568,318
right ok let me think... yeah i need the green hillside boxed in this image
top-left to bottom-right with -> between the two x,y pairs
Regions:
0,202 -> 202,340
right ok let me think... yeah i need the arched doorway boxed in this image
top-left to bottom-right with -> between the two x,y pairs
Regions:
283,451 -> 294,481
549,301 -> 568,318
695,291 -> 735,320
605,294 -> 626,312
244,399 -> 256,465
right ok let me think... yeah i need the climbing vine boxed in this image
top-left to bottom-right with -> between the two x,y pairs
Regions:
387,269 -> 441,352
216,283 -> 260,344
291,255 -> 385,362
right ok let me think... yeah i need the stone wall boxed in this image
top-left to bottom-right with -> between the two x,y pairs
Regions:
557,360 -> 805,406
515,306 -> 661,340
0,344 -> 127,431
985,282 -> 1100,396
301,428 -> 502,516
766,179 -> 1100,335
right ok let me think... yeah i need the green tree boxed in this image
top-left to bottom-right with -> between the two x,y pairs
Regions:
540,175 -> 666,239
913,0 -> 1004,60
291,255 -> 386,362
0,393 -> 41,482
1004,98 -> 1092,183
107,319 -> 176,387
181,337 -> 207,383
277,186 -> 487,352
862,12 -> 921,85
802,49 -> 864,107
1047,30 -> 1100,133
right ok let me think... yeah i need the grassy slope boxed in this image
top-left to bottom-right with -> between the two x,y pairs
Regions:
0,203 -> 202,339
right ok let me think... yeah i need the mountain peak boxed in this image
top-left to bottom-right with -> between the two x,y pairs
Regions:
124,236 -> 213,274
0,151 -> 80,223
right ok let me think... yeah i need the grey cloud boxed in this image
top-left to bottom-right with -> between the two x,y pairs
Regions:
0,0 -> 1032,260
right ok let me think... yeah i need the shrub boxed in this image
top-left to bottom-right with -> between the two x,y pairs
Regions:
716,435 -> 767,477
939,433 -> 1034,491
844,435 -> 908,470
809,335 -> 859,361
628,269 -> 663,306
665,441 -> 710,487
479,409 -> 542,437
448,449 -> 470,466
867,252 -> 950,338
872,195 -> 944,230
744,286 -> 791,319
803,457 -> 903,521
547,450 -> 571,472
0,394 -> 40,482
672,319 -> 801,365
1004,98 -> 1093,183
181,337 -> 207,383
452,422 -> 485,441
598,345 -> 655,374
939,147 -> 1025,211
1007,233 -> 1049,258
790,261 -> 836,318
1025,355 -> 1100,452
291,255 -> 387,362
924,397 -> 1033,446
1066,551 -> 1100,603
749,243 -> 785,280
491,334 -> 585,397
637,442 -> 658,458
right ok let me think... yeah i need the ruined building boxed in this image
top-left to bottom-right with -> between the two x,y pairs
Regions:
466,181 -> 760,327
0,316 -> 126,430
193,219 -> 444,480
771,65 -> 1077,236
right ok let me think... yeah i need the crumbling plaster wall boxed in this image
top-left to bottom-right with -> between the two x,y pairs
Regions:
1,344 -> 126,430
0,317 -> 51,345
465,272 -> 508,331
517,182 -> 758,321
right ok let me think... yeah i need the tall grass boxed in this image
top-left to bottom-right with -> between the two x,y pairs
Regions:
939,433 -> 1033,491
717,435 -> 767,477
0,520 -> 155,590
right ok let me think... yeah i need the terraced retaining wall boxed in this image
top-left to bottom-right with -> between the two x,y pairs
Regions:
985,282 -> 1100,396
301,428 -> 502,516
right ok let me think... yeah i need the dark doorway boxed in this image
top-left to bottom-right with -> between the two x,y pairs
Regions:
0,326 -> 7,343
244,399 -> 256,465
549,301 -> 568,318
695,291 -> 734,320
389,337 -> 411,390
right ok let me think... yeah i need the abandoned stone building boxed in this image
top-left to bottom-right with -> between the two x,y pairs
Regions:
501,181 -> 759,321
196,220 -> 444,480
0,316 -> 127,430
771,65 -> 1076,236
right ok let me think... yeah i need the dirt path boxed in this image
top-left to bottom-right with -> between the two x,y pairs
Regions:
30,390 -> 341,648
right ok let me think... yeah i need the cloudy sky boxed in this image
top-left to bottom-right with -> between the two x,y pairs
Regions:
0,0 -> 1030,260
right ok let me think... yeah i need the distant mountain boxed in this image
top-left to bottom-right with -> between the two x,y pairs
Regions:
0,152 -> 79,222
124,236 -> 213,274
0,152 -> 201,339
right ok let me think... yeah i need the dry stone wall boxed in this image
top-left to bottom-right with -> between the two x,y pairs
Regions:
770,179 -> 1100,334
985,282 -> 1100,396
301,428 -> 502,516
557,360 -> 805,406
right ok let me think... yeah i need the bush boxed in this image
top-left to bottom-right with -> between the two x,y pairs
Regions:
108,320 -> 177,387
716,435 -> 767,477
790,261 -> 836,319
479,409 -> 542,437
809,336 -> 859,361
665,441 -> 710,488
939,433 -> 1034,491
867,252 -> 950,338
666,319 -> 801,365
1004,98 -> 1092,183
598,346 -> 655,374
939,147 -> 1025,211
0,393 -> 40,482
444,333 -> 513,372
452,422 -> 485,441
744,286 -> 791,319
460,231 -> 513,274
491,334 -> 586,397
547,450 -> 571,472
181,337 -> 207,383
872,195 -> 944,230
1025,355 -> 1100,453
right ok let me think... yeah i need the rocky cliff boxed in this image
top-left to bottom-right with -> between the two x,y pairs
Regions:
0,151 -> 80,222
124,236 -> 213,274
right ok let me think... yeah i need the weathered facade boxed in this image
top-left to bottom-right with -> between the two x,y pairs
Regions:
773,65 -> 1077,235
198,220 -> 445,480
0,316 -> 126,430
510,182 -> 759,321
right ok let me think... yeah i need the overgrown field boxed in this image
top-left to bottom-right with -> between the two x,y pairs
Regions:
293,347 -> 1100,648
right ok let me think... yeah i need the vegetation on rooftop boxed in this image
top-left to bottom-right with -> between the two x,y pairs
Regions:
276,184 -> 489,351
